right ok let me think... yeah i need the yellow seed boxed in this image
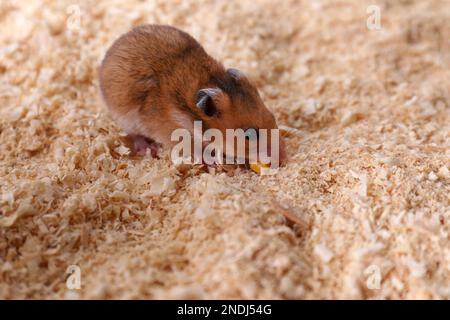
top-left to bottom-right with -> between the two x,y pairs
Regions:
250,162 -> 270,174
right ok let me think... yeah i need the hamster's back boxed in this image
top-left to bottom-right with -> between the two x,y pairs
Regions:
99,25 -> 210,113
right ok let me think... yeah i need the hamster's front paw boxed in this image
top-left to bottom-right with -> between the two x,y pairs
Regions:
129,135 -> 160,158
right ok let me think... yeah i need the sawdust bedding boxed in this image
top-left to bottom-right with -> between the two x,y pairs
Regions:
0,0 -> 449,299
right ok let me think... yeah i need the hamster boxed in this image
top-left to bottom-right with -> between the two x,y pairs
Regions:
99,24 -> 286,165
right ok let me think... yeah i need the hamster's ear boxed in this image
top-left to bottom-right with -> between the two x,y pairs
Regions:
227,68 -> 247,81
196,88 -> 222,117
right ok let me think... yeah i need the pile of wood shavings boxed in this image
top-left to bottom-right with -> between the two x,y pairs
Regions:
0,0 -> 449,299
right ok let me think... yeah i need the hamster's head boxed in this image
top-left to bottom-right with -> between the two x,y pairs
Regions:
195,68 -> 287,167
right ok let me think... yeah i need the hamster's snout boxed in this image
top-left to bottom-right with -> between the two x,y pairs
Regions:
269,136 -> 287,167
278,137 -> 287,166
253,136 -> 287,167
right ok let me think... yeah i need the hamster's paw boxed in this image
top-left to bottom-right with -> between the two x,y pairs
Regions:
130,135 -> 159,158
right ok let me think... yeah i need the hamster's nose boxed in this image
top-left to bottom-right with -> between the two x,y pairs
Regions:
278,137 -> 287,166
266,136 -> 287,167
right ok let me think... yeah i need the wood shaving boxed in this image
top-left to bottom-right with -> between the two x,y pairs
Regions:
271,199 -> 310,230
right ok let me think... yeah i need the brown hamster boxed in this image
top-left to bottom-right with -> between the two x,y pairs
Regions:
99,24 -> 286,164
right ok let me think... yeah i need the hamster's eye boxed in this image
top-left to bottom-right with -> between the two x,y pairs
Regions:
244,128 -> 259,140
